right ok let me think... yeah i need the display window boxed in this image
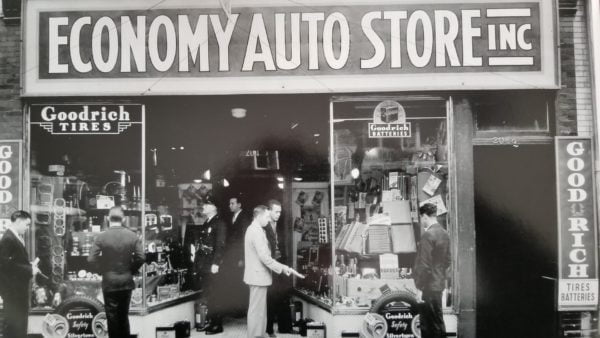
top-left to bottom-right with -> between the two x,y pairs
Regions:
329,96 -> 453,313
25,95 -> 456,320
28,104 -> 148,311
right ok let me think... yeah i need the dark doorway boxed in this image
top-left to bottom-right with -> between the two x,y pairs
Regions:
475,144 -> 558,338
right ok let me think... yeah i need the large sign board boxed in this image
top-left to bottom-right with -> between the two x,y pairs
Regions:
23,0 -> 558,95
0,140 -> 22,233
556,137 -> 599,311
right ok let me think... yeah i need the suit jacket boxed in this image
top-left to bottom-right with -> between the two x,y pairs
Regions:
264,222 -> 286,264
225,210 -> 251,265
205,215 -> 227,267
413,223 -> 451,292
88,226 -> 145,292
0,229 -> 33,297
244,221 -> 286,286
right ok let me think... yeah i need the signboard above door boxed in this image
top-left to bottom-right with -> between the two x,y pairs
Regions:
23,0 -> 558,95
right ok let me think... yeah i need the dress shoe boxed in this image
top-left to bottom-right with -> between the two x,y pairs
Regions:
268,333 -> 277,338
205,325 -> 224,335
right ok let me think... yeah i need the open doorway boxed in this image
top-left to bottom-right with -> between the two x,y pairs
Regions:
474,144 -> 558,338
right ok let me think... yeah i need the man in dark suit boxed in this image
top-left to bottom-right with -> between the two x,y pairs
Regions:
88,206 -> 145,338
265,199 -> 292,336
0,210 -> 40,338
414,203 -> 451,338
201,203 -> 227,335
222,195 -> 251,314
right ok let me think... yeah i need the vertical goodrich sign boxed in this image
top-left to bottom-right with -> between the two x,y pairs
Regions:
0,140 -> 22,233
556,137 -> 599,311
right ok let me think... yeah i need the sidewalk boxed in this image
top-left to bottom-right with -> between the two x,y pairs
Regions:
190,317 -> 298,338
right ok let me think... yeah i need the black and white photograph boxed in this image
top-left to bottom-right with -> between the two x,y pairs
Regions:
0,0 -> 599,337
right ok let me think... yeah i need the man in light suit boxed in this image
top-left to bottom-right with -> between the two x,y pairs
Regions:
0,210 -> 40,338
244,205 -> 302,338
88,206 -> 145,338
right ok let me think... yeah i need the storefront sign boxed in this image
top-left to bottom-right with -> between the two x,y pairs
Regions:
377,298 -> 420,338
369,101 -> 411,138
24,0 -> 558,95
30,104 -> 143,135
556,137 -> 599,311
0,140 -> 22,232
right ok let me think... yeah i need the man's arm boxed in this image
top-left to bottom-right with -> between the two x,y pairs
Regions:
0,238 -> 32,279
87,235 -> 102,272
414,233 -> 434,290
213,219 -> 227,266
131,236 -> 145,272
252,227 -> 286,275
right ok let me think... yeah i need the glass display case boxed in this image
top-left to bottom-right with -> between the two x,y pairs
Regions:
27,104 -> 192,313
294,96 -> 454,313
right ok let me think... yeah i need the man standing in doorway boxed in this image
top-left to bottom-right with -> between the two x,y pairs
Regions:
88,206 -> 145,338
201,203 -> 228,335
414,203 -> 451,338
0,211 -> 40,338
265,199 -> 292,336
244,205 -> 302,338
224,195 -> 251,314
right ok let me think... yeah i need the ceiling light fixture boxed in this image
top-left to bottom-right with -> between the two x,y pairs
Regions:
293,177 -> 303,182
231,108 -> 247,119
276,176 -> 284,182
203,170 -> 211,180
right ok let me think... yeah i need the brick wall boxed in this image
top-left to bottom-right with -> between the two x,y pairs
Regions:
0,18 -> 22,140
559,0 -> 594,136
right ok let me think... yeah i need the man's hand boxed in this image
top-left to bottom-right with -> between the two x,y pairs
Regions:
211,264 -> 219,274
32,258 -> 40,275
289,268 -> 305,279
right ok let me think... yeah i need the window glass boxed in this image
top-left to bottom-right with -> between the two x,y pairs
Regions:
331,97 -> 453,315
29,104 -> 144,311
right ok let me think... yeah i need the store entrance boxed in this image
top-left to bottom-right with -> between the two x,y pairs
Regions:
474,144 -> 558,338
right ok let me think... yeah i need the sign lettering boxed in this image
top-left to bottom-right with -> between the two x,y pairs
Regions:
0,141 -> 21,233
30,104 -> 143,135
556,137 -> 599,311
38,4 -> 541,78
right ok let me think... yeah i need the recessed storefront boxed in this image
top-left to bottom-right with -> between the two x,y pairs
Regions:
7,0 -> 594,337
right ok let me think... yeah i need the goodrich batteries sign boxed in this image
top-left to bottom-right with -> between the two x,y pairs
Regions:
556,137 -> 599,311
24,0 -> 557,95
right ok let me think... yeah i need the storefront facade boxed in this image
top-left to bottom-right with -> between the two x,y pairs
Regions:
0,0 -> 597,337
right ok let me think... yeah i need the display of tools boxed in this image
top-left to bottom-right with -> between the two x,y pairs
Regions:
53,198 -> 66,236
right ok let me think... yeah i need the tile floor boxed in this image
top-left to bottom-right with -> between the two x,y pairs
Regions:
190,317 -> 298,338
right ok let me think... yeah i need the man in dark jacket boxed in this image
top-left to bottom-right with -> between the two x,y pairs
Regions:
0,210 -> 40,338
201,203 -> 227,335
88,206 -> 145,338
414,203 -> 451,338
265,199 -> 292,336
222,195 -> 251,314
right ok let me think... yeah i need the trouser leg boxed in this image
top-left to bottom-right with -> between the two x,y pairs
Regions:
3,293 -> 29,338
421,291 -> 446,338
247,285 -> 268,338
104,289 -> 132,338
